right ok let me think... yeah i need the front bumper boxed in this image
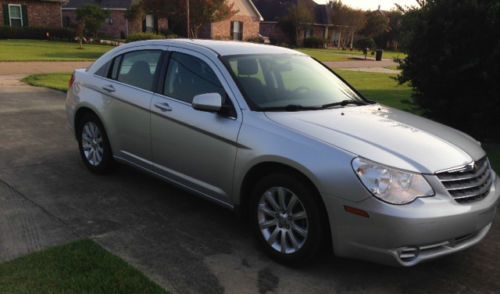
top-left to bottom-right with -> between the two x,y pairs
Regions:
325,171 -> 499,266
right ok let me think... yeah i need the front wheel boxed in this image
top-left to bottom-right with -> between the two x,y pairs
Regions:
250,173 -> 326,265
77,113 -> 113,173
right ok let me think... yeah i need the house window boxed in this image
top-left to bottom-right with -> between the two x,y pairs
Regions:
304,28 -> 313,39
107,17 -> 113,25
63,16 -> 71,27
145,14 -> 154,32
8,4 -> 23,27
231,21 -> 243,41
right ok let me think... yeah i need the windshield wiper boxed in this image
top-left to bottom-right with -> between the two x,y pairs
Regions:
320,100 -> 367,109
261,104 -> 321,112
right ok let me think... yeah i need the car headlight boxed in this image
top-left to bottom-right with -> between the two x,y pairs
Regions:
352,157 -> 434,205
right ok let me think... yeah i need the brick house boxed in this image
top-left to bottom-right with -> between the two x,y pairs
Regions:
254,0 -> 337,46
1,0 -> 63,28
62,0 -> 168,39
199,0 -> 262,41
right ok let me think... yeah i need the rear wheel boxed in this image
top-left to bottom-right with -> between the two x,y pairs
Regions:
250,172 -> 325,265
77,113 -> 113,173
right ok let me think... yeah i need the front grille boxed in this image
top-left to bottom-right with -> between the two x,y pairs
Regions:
436,157 -> 493,204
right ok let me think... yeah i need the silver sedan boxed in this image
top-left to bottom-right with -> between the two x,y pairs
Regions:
65,39 -> 499,266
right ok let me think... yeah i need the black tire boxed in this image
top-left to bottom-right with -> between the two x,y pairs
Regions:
76,112 -> 114,174
249,172 -> 326,265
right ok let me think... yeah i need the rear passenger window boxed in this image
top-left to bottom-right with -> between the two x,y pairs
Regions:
163,52 -> 225,103
95,60 -> 111,77
116,50 -> 162,91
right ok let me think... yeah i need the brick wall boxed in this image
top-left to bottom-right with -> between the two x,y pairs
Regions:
1,0 -> 62,28
63,10 -> 167,39
210,15 -> 260,41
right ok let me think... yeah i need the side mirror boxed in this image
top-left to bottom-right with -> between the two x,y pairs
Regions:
192,93 -> 222,112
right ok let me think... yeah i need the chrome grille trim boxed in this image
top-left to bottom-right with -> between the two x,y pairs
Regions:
436,157 -> 492,203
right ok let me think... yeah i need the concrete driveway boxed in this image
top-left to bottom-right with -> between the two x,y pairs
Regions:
0,73 -> 499,294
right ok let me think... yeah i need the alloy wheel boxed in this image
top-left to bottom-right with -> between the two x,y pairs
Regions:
81,121 -> 104,166
257,186 -> 309,254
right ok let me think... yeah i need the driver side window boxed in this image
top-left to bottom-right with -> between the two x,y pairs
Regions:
163,52 -> 225,103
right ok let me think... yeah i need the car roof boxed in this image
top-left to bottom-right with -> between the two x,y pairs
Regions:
123,39 -> 304,57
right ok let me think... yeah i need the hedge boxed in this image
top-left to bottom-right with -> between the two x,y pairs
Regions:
303,37 -> 326,48
0,26 -> 75,41
126,32 -> 165,43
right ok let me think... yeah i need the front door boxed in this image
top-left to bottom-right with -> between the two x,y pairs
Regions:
150,50 -> 242,203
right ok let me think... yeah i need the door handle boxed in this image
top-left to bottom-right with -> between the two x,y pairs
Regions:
154,102 -> 172,112
102,84 -> 115,93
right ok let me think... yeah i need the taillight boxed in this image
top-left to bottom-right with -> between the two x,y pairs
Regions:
68,72 -> 75,89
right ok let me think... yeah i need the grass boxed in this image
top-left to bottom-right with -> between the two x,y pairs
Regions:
335,69 -> 412,111
0,40 -> 407,63
297,48 -> 406,62
0,39 -> 111,61
484,144 -> 500,173
22,73 -> 70,92
0,239 -> 166,293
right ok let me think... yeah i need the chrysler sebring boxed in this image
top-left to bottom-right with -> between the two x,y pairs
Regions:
65,40 -> 499,266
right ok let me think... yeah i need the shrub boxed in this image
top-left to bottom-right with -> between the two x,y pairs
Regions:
303,37 -> 325,48
246,36 -> 265,43
126,32 -> 165,43
398,0 -> 500,141
0,26 -> 74,41
165,34 -> 178,39
355,37 -> 376,50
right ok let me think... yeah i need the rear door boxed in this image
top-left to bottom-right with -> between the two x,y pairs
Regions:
93,49 -> 164,165
150,49 -> 243,203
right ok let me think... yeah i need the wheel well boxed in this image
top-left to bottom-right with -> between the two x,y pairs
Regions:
238,162 -> 333,250
74,107 -> 96,138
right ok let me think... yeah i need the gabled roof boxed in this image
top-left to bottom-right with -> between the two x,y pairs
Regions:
253,0 -> 332,25
247,0 -> 264,21
63,0 -> 134,9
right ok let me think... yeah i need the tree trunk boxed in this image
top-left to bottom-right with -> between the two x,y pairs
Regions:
349,30 -> 354,50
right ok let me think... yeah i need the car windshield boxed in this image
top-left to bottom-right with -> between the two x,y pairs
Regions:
222,54 -> 367,111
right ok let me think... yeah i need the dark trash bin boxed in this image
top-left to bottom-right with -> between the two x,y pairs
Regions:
376,49 -> 383,61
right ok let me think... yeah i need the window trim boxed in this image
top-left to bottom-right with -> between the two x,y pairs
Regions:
8,4 -> 23,27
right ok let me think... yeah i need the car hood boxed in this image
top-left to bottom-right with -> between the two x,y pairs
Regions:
265,105 -> 485,173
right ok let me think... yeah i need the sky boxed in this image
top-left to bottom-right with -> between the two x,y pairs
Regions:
313,0 -> 418,11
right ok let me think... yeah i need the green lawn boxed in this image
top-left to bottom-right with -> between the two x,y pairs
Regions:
22,73 -> 70,92
297,48 -> 406,62
0,40 -> 111,61
484,144 -> 500,173
335,69 -> 412,111
0,239 -> 166,293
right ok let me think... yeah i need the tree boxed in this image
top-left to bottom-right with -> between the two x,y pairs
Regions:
279,1 -> 314,46
375,10 -> 403,50
360,10 -> 389,40
328,0 -> 366,49
398,0 -> 500,141
126,0 -> 145,23
143,0 -> 236,38
76,4 -> 110,39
